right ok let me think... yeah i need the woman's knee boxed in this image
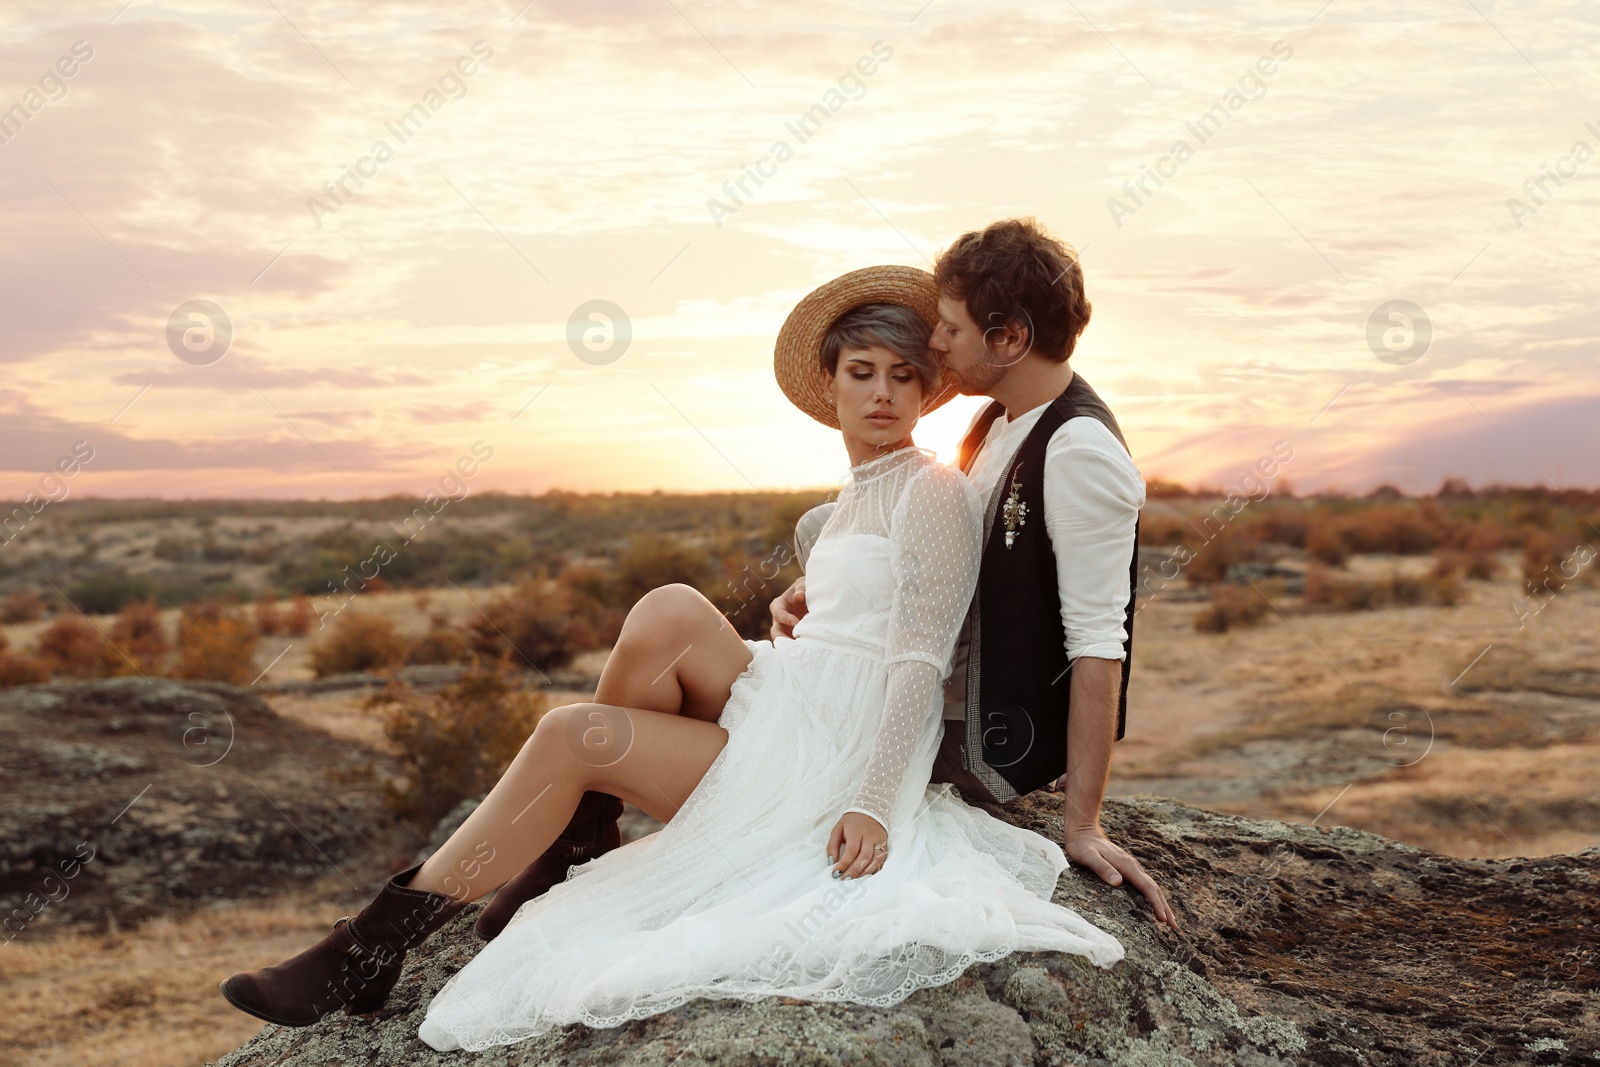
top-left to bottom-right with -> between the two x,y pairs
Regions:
533,702 -> 634,773
623,584 -> 718,642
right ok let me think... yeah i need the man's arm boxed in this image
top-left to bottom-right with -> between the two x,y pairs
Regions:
770,501 -> 833,639
1057,657 -> 1177,928
1042,418 -> 1177,929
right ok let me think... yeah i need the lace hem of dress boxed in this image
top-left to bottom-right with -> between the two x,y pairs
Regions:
426,940 -> 1052,1052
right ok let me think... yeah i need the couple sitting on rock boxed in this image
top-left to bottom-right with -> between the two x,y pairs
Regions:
221,217 -> 1176,1054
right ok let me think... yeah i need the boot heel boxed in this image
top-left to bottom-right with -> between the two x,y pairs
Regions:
344,981 -> 397,1016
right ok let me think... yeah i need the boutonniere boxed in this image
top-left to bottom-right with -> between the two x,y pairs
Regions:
1001,464 -> 1028,549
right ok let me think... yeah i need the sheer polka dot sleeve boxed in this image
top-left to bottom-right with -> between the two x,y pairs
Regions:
843,462 -> 983,833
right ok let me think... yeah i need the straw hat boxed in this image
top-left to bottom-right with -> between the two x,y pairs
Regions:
774,265 -> 958,429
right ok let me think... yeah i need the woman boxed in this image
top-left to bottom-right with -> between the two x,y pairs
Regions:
220,266 -> 1125,1052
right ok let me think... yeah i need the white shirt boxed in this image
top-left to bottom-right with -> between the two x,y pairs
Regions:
941,396 -> 1145,719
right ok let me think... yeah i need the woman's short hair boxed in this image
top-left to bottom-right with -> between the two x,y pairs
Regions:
818,303 -> 939,395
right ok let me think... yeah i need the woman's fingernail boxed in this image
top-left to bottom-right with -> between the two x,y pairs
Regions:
831,870 -> 841,879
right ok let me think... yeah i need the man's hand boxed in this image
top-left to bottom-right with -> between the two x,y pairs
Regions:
1060,816 -> 1178,929
769,576 -> 807,639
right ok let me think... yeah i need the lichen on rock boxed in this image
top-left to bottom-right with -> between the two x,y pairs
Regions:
208,792 -> 1599,1066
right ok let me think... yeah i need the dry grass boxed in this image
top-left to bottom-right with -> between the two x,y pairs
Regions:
1269,744 -> 1600,858
1122,568 -> 1600,859
0,879 -> 353,1067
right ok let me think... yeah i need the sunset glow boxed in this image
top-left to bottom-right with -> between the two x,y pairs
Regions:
3,1 -> 1596,502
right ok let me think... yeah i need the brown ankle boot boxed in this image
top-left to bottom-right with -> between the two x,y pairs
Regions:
474,790 -> 623,941
220,862 -> 466,1027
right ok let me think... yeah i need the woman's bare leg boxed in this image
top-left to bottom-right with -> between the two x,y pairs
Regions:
410,584 -> 753,901
593,584 -> 753,721
410,701 -> 731,900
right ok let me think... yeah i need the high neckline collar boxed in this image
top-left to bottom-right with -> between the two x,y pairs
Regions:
848,444 -> 933,477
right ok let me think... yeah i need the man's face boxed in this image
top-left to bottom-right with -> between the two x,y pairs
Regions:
932,292 -> 1007,395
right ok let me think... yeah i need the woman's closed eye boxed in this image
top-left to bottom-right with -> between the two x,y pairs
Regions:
850,371 -> 914,383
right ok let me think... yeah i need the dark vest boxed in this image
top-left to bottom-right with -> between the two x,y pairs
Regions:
957,374 -> 1138,797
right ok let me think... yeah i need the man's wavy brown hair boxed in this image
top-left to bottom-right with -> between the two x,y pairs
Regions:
932,218 -> 1091,363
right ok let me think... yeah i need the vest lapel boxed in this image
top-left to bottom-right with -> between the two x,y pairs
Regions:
956,401 -> 1005,474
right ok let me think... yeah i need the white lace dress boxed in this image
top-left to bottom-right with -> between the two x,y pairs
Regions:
417,446 -> 1125,1053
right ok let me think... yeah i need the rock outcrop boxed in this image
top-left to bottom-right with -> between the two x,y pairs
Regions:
210,794 -> 1598,1066
0,677 -> 416,933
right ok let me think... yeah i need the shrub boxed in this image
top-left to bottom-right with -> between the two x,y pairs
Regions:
1182,529 -> 1254,586
1252,509 -> 1310,549
0,631 -> 48,687
1192,585 -> 1269,634
1304,566 -> 1463,612
173,602 -> 259,685
1431,551 -> 1501,582
152,536 -> 192,561
0,589 -> 44,624
281,592 -> 315,637
309,611 -> 408,677
406,612 -> 472,666
711,550 -> 802,640
108,599 -> 169,673
1305,525 -> 1349,566
363,658 -> 548,827
467,577 -> 583,674
1336,505 -> 1442,555
1136,514 -> 1189,547
65,568 -> 154,615
254,594 -> 284,636
557,567 -> 626,650
613,535 -> 715,608
1521,531 -> 1595,593
35,615 -> 127,678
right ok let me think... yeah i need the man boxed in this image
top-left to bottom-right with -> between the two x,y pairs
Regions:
479,219 -> 1174,939
772,218 -> 1176,929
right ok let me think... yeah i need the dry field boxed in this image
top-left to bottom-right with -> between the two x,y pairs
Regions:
1117,553 -> 1600,859
6,559 -> 1597,1066
1,879 -> 364,1067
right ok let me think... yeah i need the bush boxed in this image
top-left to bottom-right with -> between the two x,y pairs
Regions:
711,550 -> 802,640
363,658 -> 548,827
0,632 -> 48,687
0,589 -> 44,624
1306,525 -> 1349,566
1336,505 -> 1442,555
35,616 -> 127,678
282,592 -> 314,637
613,535 -> 715,608
1252,509 -> 1310,549
467,577 -> 583,674
1136,514 -> 1189,547
1304,566 -> 1463,612
64,568 -> 154,615
557,567 -> 627,650
152,536 -> 193,561
254,594 -> 284,636
1431,551 -> 1501,582
1521,531 -> 1595,593
309,611 -> 408,677
173,602 -> 260,685
108,600 -> 169,673
1192,584 -> 1269,634
406,612 -> 472,666
1182,529 -> 1255,586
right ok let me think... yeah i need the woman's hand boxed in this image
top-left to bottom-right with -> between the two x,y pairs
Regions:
827,811 -> 888,879
769,576 -> 807,639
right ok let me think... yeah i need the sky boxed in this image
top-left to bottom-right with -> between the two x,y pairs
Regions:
1,0 -> 1597,502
